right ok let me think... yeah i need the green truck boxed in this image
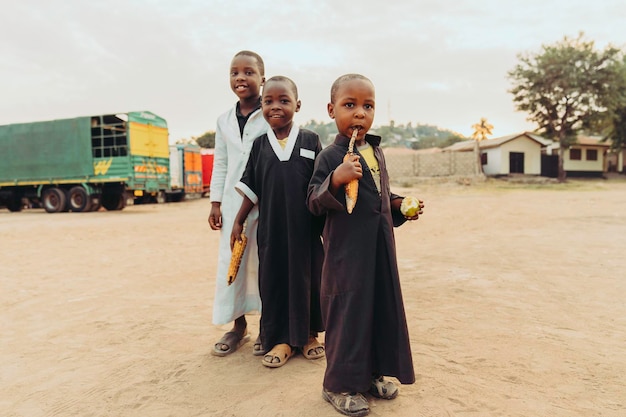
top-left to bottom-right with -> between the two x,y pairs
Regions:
0,111 -> 171,213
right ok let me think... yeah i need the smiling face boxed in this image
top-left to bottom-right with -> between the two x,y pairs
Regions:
262,78 -> 301,139
229,54 -> 264,101
328,77 -> 375,141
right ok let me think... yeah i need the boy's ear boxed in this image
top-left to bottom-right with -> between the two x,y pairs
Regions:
327,103 -> 335,119
295,100 -> 302,113
261,76 -> 266,86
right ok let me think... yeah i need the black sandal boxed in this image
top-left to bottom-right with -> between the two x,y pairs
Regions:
212,330 -> 250,357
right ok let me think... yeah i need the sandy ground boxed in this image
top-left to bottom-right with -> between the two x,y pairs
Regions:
2,178 -> 626,417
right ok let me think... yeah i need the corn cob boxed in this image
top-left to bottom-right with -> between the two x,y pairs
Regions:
227,232 -> 248,285
344,128 -> 359,214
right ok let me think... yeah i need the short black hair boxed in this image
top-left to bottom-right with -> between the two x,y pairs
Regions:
264,75 -> 298,100
233,50 -> 265,76
330,73 -> 373,103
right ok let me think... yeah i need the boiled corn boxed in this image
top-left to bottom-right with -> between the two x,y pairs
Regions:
344,129 -> 359,214
227,233 -> 248,285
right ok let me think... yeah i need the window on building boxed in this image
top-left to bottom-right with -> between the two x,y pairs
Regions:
481,153 -> 487,165
586,149 -> 598,161
570,148 -> 582,160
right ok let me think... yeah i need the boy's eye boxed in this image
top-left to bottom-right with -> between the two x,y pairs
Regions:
281,99 -> 290,104
246,71 -> 254,76
345,103 -> 354,108
364,104 -> 374,110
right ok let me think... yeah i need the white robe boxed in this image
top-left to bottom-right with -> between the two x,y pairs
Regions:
210,104 -> 268,325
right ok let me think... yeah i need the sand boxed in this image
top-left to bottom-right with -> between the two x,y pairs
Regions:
2,178 -> 625,417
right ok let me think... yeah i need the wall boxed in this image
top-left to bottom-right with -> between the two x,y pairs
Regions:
482,148 -> 502,176
498,137 -> 542,175
564,146 -> 606,172
383,149 -> 476,179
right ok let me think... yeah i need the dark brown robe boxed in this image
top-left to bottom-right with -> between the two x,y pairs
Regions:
307,133 -> 415,393
238,128 -> 324,350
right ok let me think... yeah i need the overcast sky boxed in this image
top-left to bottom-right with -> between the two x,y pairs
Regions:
1,0 -> 625,141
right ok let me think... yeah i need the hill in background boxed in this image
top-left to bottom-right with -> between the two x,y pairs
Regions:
300,119 -> 465,149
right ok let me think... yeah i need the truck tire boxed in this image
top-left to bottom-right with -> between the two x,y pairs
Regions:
102,192 -> 126,211
42,187 -> 67,213
68,186 -> 92,212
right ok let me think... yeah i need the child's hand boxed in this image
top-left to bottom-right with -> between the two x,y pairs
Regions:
208,202 -> 222,230
404,199 -> 424,220
230,222 -> 244,250
332,155 -> 362,187
392,197 -> 424,220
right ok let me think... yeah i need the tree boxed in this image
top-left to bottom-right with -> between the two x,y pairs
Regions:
195,131 -> 216,148
507,32 -> 622,181
599,56 -> 626,151
471,117 -> 493,175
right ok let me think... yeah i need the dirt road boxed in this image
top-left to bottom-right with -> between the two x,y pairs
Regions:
2,178 -> 625,417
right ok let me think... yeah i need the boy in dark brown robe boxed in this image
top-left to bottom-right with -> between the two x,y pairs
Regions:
307,74 -> 423,417
232,76 -> 325,368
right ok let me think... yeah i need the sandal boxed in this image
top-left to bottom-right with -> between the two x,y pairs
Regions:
253,335 -> 266,356
262,343 -> 294,368
302,335 -> 325,360
212,330 -> 250,357
369,375 -> 398,400
322,389 -> 369,416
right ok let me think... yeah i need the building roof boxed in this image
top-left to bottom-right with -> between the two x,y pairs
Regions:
443,132 -> 551,152
575,135 -> 611,147
544,134 -> 612,149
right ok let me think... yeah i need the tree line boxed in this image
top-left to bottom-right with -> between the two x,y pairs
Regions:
193,121 -> 464,150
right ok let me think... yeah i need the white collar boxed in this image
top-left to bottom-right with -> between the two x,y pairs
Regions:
267,126 -> 299,161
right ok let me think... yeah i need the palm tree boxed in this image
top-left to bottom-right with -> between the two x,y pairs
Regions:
471,118 -> 494,174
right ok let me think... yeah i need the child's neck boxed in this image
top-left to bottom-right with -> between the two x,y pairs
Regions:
354,138 -> 367,147
239,96 -> 260,117
273,122 -> 294,140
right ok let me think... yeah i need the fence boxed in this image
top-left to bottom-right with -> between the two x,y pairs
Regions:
383,149 -> 477,180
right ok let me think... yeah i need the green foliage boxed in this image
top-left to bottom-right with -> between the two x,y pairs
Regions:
507,32 -> 624,180
195,131 -> 216,148
300,120 -> 337,146
508,33 -> 622,142
301,119 -> 465,149
599,56 -> 626,150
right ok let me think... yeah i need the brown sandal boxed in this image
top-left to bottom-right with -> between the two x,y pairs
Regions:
262,343 -> 294,368
302,335 -> 325,359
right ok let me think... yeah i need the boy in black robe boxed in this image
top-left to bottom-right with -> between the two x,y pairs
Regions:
307,74 -> 423,417
231,76 -> 325,368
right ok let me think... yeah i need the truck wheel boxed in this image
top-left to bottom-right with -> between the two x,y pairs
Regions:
42,187 -> 67,213
68,186 -> 92,212
156,191 -> 166,204
102,192 -> 126,211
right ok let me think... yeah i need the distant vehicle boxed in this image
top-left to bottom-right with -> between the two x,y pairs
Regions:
166,143 -> 203,202
200,148 -> 214,197
0,111 -> 170,212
